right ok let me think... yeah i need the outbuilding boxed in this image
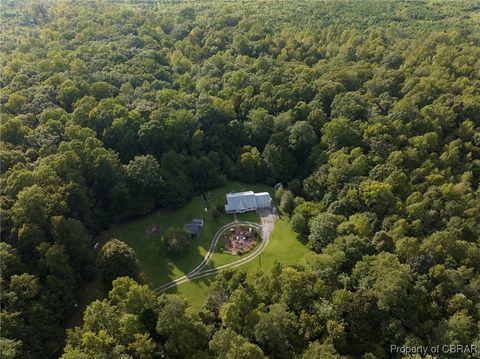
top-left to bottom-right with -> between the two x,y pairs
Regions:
184,218 -> 204,237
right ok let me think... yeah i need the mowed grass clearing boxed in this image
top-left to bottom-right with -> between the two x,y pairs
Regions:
169,215 -> 311,309
95,181 -> 311,310
99,182 -> 271,289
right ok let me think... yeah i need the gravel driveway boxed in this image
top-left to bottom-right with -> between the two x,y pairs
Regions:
258,207 -> 278,239
155,207 -> 278,292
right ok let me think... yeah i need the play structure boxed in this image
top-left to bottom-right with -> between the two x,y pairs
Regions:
220,223 -> 260,255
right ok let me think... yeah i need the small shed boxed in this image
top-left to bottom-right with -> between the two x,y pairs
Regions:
184,218 -> 204,237
192,218 -> 204,226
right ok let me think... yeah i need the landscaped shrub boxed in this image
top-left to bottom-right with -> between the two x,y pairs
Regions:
162,227 -> 191,256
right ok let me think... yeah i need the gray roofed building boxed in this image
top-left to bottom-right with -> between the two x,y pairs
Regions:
192,218 -> 204,226
225,191 -> 272,214
184,218 -> 204,236
255,192 -> 272,208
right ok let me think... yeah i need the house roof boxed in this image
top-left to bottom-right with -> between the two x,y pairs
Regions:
255,192 -> 272,207
226,191 -> 255,198
225,191 -> 257,211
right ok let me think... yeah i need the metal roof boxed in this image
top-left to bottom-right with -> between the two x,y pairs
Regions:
184,218 -> 204,235
225,191 -> 257,212
225,191 -> 272,212
184,223 -> 202,235
255,192 -> 272,207
226,191 -> 255,198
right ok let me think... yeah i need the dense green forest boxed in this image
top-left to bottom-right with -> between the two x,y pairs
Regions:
1,0 -> 480,358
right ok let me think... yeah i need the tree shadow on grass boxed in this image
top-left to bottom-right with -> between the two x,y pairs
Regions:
114,182 -> 271,291
162,273 -> 216,305
296,233 -> 309,245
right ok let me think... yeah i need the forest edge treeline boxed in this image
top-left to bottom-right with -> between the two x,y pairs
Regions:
1,0 -> 479,358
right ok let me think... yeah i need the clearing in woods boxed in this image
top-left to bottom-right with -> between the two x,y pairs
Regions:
88,181 -> 310,310
99,182 -> 271,288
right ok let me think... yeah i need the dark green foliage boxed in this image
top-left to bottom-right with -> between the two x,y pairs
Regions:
212,207 -> 221,221
126,154 -> 164,215
280,190 -> 295,216
97,239 -> 138,285
210,328 -> 265,359
321,118 -> 362,150
162,227 -> 191,257
274,186 -> 285,204
1,0 -> 480,358
254,303 -> 299,358
308,213 -> 343,252
288,178 -> 303,196
302,342 -> 347,359
156,294 -> 210,357
61,277 -> 158,358
290,213 -> 308,235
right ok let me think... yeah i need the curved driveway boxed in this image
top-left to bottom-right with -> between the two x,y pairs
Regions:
155,208 -> 277,293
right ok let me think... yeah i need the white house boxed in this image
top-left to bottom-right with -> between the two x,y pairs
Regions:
225,191 -> 272,214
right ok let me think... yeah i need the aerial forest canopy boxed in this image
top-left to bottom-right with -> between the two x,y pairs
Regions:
1,0 -> 480,358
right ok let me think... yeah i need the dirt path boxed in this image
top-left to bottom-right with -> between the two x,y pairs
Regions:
155,208 -> 277,293
258,207 -> 276,239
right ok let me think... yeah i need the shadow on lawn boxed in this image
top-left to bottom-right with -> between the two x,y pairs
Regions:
164,274 -> 215,296
151,215 -> 231,287
108,182 -> 273,289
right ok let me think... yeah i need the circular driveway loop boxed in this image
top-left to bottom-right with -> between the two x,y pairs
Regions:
155,208 -> 277,293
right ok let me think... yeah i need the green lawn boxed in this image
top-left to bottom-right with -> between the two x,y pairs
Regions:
169,215 -> 311,309
94,181 -> 311,310
240,216 -> 310,271
235,211 -> 262,223
99,181 -> 272,288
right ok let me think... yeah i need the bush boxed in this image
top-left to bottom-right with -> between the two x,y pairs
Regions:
290,213 -> 308,235
288,178 -> 303,196
307,213 -> 343,252
163,227 -> 191,256
280,190 -> 295,215
212,208 -> 221,221
98,239 -> 138,285
274,186 -> 285,203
